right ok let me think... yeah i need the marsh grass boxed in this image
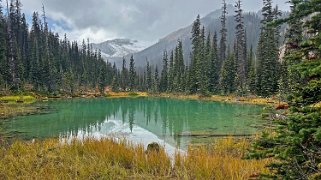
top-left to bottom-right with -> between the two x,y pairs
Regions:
174,137 -> 271,179
0,138 -> 270,179
0,95 -> 36,104
0,104 -> 38,120
155,93 -> 282,105
106,92 -> 148,98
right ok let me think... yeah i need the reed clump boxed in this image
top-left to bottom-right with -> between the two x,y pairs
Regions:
0,137 -> 270,179
173,137 -> 272,179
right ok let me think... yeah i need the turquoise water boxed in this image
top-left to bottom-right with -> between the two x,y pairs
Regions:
3,97 -> 264,149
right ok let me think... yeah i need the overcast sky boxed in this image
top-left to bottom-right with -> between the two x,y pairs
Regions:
5,0 -> 290,46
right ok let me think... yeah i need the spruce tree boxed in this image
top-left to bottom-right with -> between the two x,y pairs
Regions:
6,0 -> 19,90
255,0 -> 280,97
208,32 -> 220,93
220,50 -> 237,94
219,0 -> 228,67
160,51 -> 168,92
234,0 -> 247,95
146,60 -> 152,92
168,50 -> 174,92
121,57 -> 128,91
174,40 -> 185,92
251,1 -> 321,178
154,66 -> 159,93
247,46 -> 256,94
189,15 -> 201,93
0,1 -> 8,88
199,26 -> 208,95
129,55 -> 136,91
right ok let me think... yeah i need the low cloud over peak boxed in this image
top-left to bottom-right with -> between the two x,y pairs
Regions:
9,0 -> 290,45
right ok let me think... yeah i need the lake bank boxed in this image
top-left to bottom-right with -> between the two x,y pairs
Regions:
0,94 -> 272,178
0,137 -> 271,179
0,95 -> 39,120
104,91 -> 286,106
152,93 -> 286,106
0,91 -> 286,105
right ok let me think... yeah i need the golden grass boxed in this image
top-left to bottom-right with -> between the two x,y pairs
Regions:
0,138 -> 172,179
106,91 -> 148,98
0,95 -> 36,104
0,137 -> 270,179
312,101 -> 321,108
155,93 -> 282,105
174,137 -> 271,179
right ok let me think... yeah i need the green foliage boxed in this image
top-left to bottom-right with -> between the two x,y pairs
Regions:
159,51 -> 168,92
0,3 -> 116,94
220,51 -> 237,94
129,55 -> 136,91
255,0 -> 281,97
251,0 -> 321,179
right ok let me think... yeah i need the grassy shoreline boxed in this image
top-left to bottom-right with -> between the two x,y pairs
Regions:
152,93 -> 285,105
0,93 -> 274,178
0,95 -> 39,120
0,137 -> 271,179
104,91 -> 286,106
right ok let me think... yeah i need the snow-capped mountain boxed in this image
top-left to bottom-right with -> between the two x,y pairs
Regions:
91,39 -> 145,59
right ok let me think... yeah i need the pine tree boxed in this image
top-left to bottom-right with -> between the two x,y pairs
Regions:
247,46 -> 256,94
219,0 -> 228,67
129,55 -> 136,91
112,67 -> 120,92
168,50 -> 174,92
255,0 -> 280,97
234,0 -> 247,95
0,1 -> 7,88
220,49 -> 236,94
20,13 -> 29,81
6,0 -> 19,90
146,60 -> 152,92
205,32 -> 212,86
173,40 -> 185,92
199,26 -> 208,95
251,1 -> 321,178
98,50 -> 107,93
160,51 -> 168,92
189,15 -> 201,93
153,66 -> 159,93
121,57 -> 128,91
208,32 -> 220,93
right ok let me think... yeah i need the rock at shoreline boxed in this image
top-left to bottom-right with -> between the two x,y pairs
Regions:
146,142 -> 160,153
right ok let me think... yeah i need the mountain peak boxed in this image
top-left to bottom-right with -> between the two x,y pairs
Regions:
91,38 -> 144,58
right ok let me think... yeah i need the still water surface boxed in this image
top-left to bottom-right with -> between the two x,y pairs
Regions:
3,97 -> 264,150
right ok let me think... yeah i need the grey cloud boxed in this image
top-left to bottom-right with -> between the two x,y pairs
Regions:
16,0 -> 289,45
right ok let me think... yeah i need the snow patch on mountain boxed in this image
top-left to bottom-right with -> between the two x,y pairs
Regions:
91,39 -> 145,59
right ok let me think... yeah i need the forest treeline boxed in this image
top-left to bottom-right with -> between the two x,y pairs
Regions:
110,0 -> 284,98
1,0 -> 283,97
0,0 -> 116,94
1,0 -> 321,178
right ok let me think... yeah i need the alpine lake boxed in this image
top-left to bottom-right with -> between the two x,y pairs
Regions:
2,97 -> 266,151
